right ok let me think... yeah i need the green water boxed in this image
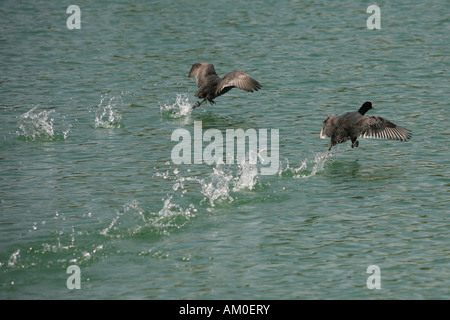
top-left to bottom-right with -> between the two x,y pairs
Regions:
0,0 -> 449,299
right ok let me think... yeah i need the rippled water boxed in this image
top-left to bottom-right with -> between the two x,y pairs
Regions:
0,0 -> 449,299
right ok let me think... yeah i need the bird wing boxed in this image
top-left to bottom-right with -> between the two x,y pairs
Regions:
320,114 -> 338,139
216,71 -> 262,96
356,116 -> 412,141
188,63 -> 218,88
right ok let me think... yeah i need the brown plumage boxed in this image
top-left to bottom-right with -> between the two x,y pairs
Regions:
188,63 -> 261,108
320,101 -> 412,150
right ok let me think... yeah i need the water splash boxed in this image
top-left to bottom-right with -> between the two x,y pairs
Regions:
280,151 -> 335,178
17,106 -> 70,141
100,161 -> 262,239
94,94 -> 123,128
0,210 -> 108,273
200,165 -> 234,207
101,196 -> 198,237
7,249 -> 20,267
197,162 -> 260,207
160,93 -> 193,118
152,196 -> 197,232
232,163 -> 259,192
155,162 -> 262,221
310,151 -> 333,176
100,200 -> 147,237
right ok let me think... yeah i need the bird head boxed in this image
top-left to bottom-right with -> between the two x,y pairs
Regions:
358,101 -> 373,115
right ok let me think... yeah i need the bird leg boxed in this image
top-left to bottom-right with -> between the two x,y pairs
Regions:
192,98 -> 207,109
192,98 -> 216,109
351,139 -> 359,148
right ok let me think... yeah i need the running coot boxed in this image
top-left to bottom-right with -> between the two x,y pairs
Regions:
188,62 -> 262,109
320,101 -> 412,150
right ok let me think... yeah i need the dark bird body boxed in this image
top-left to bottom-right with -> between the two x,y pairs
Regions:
320,101 -> 411,150
188,63 -> 261,108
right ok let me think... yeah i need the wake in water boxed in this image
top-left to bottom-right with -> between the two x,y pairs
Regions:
17,106 -> 71,141
159,93 -> 193,118
3,210 -> 105,271
4,151 -> 337,272
158,162 -> 260,216
279,150 -> 337,178
100,198 -> 198,237
2,163 -> 261,270
138,150 -> 337,235
100,161 -> 262,238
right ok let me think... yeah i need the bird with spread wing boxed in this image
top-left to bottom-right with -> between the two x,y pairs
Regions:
320,101 -> 412,150
188,63 -> 262,109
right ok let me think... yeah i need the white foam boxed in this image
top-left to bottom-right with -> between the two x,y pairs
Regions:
94,94 -> 123,128
200,165 -> 234,207
100,200 -> 146,236
17,106 -> 71,141
280,150 -> 335,178
7,249 -> 20,267
160,93 -> 193,118
232,162 -> 259,192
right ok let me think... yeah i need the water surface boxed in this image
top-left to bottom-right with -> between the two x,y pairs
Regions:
0,0 -> 449,299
